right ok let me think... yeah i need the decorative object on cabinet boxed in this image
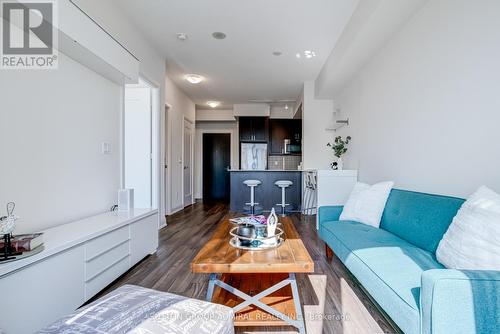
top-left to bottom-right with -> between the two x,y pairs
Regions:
0,202 -> 18,235
327,136 -> 351,170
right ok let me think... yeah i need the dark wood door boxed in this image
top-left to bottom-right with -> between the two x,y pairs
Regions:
238,117 -> 253,141
203,133 -> 231,202
238,117 -> 269,142
252,117 -> 269,141
269,119 -> 302,154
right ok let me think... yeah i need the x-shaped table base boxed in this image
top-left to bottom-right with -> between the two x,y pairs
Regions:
206,273 -> 306,334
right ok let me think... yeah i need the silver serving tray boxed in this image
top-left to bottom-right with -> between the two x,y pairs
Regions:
229,236 -> 284,251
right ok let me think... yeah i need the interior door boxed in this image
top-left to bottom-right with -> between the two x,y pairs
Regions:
124,86 -> 152,208
183,120 -> 193,207
203,133 -> 231,201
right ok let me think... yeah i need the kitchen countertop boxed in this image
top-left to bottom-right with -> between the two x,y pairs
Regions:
228,169 -> 302,172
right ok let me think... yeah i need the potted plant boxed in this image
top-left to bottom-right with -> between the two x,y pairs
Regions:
327,136 -> 351,170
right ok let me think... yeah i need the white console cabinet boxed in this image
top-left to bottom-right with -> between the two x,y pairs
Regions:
316,170 -> 358,229
0,209 -> 158,334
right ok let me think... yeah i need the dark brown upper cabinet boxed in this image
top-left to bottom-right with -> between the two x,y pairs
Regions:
238,117 -> 269,142
269,119 -> 302,154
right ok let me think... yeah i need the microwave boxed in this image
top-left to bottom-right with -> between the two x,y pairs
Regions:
286,144 -> 301,154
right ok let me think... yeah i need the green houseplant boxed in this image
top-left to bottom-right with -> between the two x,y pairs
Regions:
327,136 -> 351,170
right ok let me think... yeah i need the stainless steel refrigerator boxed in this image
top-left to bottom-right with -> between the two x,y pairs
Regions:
240,143 -> 267,170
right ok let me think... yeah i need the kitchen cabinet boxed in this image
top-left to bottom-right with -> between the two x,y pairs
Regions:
239,117 -> 269,142
269,119 -> 302,154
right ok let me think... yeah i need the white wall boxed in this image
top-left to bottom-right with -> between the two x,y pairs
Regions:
72,0 -> 167,222
302,81 -> 336,170
0,0 -> 168,233
194,121 -> 239,199
196,109 -> 235,121
124,86 -> 152,208
334,0 -> 500,197
165,76 -> 195,212
0,53 -> 121,233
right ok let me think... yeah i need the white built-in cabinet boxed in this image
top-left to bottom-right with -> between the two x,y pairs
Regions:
0,209 -> 158,334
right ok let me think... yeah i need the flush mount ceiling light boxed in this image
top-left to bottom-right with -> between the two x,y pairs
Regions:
212,32 -> 226,40
185,74 -> 204,84
207,101 -> 220,108
296,50 -> 317,59
176,33 -> 188,41
304,50 -> 316,58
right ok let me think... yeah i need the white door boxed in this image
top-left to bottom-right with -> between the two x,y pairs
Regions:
164,105 -> 169,214
124,86 -> 152,208
183,119 -> 193,207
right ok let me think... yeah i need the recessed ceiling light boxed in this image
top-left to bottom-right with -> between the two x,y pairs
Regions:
272,51 -> 282,56
185,74 -> 204,84
212,32 -> 226,40
304,50 -> 316,58
207,101 -> 220,108
296,50 -> 317,59
176,33 -> 188,41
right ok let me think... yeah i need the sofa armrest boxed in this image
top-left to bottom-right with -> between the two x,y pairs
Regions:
317,206 -> 343,231
420,269 -> 500,334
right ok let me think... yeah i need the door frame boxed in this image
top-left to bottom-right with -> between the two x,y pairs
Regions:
182,116 -> 195,207
122,76 -> 162,226
199,129 -> 235,199
162,103 -> 172,226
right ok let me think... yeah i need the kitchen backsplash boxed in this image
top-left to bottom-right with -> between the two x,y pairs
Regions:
268,155 -> 302,170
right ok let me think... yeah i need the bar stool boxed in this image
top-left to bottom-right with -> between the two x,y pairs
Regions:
275,180 -> 293,216
243,179 -> 262,215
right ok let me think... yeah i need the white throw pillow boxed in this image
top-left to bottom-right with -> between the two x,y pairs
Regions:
436,186 -> 500,270
339,181 -> 394,228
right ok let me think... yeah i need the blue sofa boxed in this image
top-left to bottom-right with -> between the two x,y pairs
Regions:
318,189 -> 500,334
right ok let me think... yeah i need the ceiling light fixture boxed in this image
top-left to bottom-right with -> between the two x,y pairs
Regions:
304,50 -> 316,58
273,51 -> 282,56
176,33 -> 188,41
296,50 -> 317,59
285,104 -> 289,110
185,74 -> 204,84
207,101 -> 220,108
212,32 -> 226,40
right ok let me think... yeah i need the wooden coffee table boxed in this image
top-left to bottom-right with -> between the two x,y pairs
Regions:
191,216 -> 314,334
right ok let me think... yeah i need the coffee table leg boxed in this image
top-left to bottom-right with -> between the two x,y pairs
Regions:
207,273 -> 307,333
206,273 -> 218,302
289,273 -> 306,334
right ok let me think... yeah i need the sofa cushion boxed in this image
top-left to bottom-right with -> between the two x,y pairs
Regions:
380,189 -> 465,253
321,220 -> 443,334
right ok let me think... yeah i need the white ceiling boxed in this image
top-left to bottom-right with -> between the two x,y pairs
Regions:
112,0 -> 359,109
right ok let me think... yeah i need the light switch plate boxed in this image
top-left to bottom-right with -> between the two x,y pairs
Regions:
101,142 -> 111,154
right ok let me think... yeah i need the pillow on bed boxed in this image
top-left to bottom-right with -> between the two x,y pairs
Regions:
436,186 -> 500,270
339,181 -> 394,228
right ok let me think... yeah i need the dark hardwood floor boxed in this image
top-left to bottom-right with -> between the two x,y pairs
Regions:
94,202 -> 399,334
